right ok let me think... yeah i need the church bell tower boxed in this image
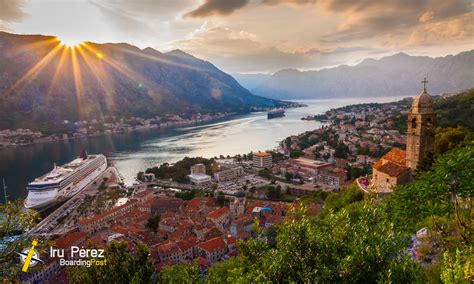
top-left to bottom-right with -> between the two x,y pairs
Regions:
406,78 -> 436,170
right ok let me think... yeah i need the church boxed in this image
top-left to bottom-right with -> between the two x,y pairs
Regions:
372,79 -> 436,194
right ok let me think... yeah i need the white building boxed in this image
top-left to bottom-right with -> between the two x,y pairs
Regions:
253,152 -> 272,168
214,166 -> 244,182
188,173 -> 212,185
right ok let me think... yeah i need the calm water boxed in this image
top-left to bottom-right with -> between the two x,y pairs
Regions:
0,97 -> 402,201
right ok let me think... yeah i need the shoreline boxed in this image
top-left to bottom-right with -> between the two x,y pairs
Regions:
0,104 -> 307,151
0,112 -> 239,151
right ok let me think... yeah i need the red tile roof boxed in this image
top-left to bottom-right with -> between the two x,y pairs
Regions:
198,237 -> 227,253
374,148 -> 407,170
79,199 -> 137,225
207,207 -> 230,220
55,231 -> 88,249
377,161 -> 410,177
254,151 -> 271,157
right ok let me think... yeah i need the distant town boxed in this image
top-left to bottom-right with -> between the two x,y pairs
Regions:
0,112 -> 235,148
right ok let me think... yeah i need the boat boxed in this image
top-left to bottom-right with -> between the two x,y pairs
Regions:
267,108 -> 285,119
24,150 -> 107,211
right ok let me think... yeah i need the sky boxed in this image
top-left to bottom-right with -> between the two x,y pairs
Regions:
0,0 -> 472,74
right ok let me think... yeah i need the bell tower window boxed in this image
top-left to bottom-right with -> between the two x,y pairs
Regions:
411,118 -> 417,129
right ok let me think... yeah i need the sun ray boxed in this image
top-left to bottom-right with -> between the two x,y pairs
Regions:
70,47 -> 84,119
4,43 -> 63,96
76,45 -> 115,118
46,46 -> 69,97
10,37 -> 61,57
81,44 -> 161,99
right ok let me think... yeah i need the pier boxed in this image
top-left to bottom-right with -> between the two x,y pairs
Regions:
29,167 -> 122,238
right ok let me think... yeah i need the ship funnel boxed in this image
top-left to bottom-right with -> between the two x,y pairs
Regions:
80,149 -> 88,160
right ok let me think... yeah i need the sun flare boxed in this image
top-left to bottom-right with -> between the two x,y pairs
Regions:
58,37 -> 84,48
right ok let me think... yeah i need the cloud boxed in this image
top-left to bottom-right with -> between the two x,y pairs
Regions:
185,0 -> 249,17
0,0 -> 27,30
310,0 -> 472,43
173,25 -> 388,73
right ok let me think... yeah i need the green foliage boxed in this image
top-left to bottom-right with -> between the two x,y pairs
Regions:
267,185 -> 282,200
216,191 -> 227,207
0,199 -> 41,280
319,185 -> 364,218
158,262 -> 202,284
175,189 -> 196,200
334,141 -> 349,158
289,150 -> 303,158
137,171 -> 145,182
435,89 -> 474,131
146,157 -> 214,183
388,145 -> 473,234
257,168 -> 272,179
434,127 -> 473,156
145,214 -> 160,232
440,249 -> 473,283
418,127 -> 473,171
68,241 -> 154,283
203,203 -> 422,282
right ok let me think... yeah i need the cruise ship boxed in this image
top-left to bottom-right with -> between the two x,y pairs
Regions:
24,151 -> 107,210
267,108 -> 285,119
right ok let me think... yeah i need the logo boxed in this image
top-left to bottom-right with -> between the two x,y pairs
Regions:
16,240 -> 44,272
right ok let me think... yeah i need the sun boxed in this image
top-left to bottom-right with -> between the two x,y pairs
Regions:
57,37 -> 84,48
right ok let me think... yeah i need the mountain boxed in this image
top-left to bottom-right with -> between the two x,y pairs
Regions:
0,32 -> 288,131
232,73 -> 270,91
246,51 -> 474,99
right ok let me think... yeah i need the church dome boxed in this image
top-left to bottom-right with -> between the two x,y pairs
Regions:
411,90 -> 433,113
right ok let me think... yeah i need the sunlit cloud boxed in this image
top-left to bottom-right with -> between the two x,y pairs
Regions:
1,0 -> 472,73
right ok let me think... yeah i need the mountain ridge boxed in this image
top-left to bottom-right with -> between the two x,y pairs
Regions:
235,50 -> 474,99
0,32 -> 289,131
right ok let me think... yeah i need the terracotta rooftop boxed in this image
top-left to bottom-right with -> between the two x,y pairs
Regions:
207,207 -> 230,220
254,151 -> 271,157
198,237 -> 227,253
55,231 -> 88,249
79,199 -> 137,225
377,161 -> 410,177
380,148 -> 406,166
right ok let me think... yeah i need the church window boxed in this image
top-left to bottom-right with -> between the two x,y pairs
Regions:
411,118 -> 417,128
426,117 -> 432,127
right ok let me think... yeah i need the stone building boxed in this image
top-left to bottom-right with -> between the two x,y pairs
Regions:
372,79 -> 436,193
406,78 -> 437,170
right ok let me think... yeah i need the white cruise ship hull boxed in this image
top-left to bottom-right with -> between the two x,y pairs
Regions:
24,155 -> 107,210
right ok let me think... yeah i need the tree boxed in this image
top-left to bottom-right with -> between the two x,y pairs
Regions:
0,200 -> 41,281
68,241 -> 155,283
289,150 -> 303,158
267,185 -> 281,200
145,214 -> 161,232
258,168 -> 272,179
200,202 -> 422,283
158,262 -> 202,283
137,171 -> 145,182
216,191 -> 227,207
388,145 -> 473,236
